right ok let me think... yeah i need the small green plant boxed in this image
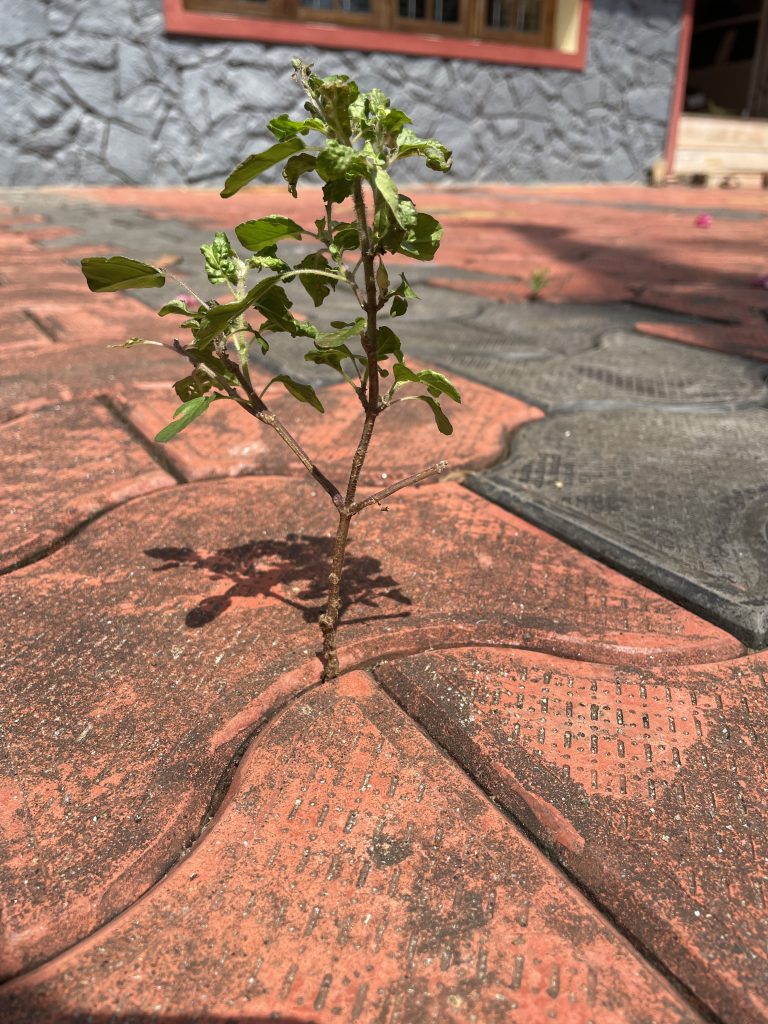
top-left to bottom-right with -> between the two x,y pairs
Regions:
81,59 -> 459,681
527,267 -> 550,301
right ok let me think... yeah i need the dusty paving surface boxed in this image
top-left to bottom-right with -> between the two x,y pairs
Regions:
0,183 -> 767,1023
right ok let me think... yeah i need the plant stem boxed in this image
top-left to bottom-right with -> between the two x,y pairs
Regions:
319,181 -> 382,680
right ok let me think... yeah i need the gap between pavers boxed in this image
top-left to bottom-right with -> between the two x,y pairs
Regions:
0,476 -> 743,978
374,646 -> 768,1024
0,671 -> 706,1024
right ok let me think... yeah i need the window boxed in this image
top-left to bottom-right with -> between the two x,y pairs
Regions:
166,0 -> 590,68
183,0 -> 556,48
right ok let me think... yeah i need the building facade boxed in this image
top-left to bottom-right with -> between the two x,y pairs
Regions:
2,0 -> 690,186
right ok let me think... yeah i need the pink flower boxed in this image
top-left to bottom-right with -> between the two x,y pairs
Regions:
175,293 -> 199,309
694,213 -> 713,228
751,274 -> 768,290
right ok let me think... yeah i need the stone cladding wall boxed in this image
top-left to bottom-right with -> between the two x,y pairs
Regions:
1,0 -> 682,185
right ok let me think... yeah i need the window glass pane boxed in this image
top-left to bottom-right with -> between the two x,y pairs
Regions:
400,0 -> 427,18
340,0 -> 371,10
487,0 -> 541,31
301,0 -> 333,8
434,0 -> 459,22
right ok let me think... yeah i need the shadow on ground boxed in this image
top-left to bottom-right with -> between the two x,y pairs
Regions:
146,533 -> 412,628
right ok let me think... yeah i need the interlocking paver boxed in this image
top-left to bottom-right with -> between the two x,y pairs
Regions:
113,370 -> 541,483
375,647 -> 768,1024
469,407 -> 768,645
0,400 -> 175,572
0,672 -> 705,1024
0,477 -> 741,976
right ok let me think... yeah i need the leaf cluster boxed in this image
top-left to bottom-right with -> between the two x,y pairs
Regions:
80,59 -> 460,441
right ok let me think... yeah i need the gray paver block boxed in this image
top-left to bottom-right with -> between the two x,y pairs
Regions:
469,407 -> 768,646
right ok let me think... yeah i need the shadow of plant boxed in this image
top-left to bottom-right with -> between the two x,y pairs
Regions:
146,533 -> 412,629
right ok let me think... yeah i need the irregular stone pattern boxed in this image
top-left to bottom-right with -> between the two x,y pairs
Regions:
1,0 -> 681,186
0,478 -> 741,976
427,328 -> 767,412
0,400 -> 175,571
375,647 -> 768,1024
0,672 -> 706,1024
470,408 -> 768,645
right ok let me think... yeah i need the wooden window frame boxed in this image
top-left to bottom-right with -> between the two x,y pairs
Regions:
165,0 -> 591,69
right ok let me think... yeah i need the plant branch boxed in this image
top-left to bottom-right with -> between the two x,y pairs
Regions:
349,461 -> 448,515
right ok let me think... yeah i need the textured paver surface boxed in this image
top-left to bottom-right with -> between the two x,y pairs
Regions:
470,408 -> 768,646
1,183 -> 766,1024
376,648 -> 768,1024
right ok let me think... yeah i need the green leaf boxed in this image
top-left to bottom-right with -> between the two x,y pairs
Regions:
235,215 -> 306,252
81,256 -> 165,292
195,275 -> 280,345
395,128 -> 452,172
418,395 -> 453,435
155,395 -> 222,443
397,213 -> 443,261
294,252 -> 337,307
376,325 -> 402,360
256,284 -> 317,338
267,374 -> 324,413
316,140 -> 368,182
158,298 -> 201,318
374,168 -> 403,223
304,345 -> 353,372
329,223 -> 359,259
221,138 -> 305,198
267,113 -> 324,141
314,75 -> 359,138
415,368 -> 461,403
282,152 -> 317,197
375,262 -> 389,296
246,246 -> 291,274
393,362 -> 419,385
200,231 -> 239,286
322,178 -> 354,205
314,318 -> 366,349
390,272 -> 417,316
108,336 -> 164,348
174,367 -> 214,402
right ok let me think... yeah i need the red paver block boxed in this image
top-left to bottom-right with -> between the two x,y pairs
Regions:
375,647 -> 768,1024
0,337 -> 181,422
0,477 -> 741,975
113,371 -> 543,484
0,671 -> 705,1024
637,320 -> 768,361
0,401 -> 176,572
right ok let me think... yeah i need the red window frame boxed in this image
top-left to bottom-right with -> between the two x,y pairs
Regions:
163,0 -> 592,69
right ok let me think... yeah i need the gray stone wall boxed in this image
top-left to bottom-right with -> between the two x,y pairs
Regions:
1,0 -> 682,185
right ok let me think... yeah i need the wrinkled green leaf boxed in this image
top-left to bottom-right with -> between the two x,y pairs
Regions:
329,223 -> 359,259
397,212 -> 442,261
315,317 -> 366,349
221,138 -> 305,198
174,367 -> 214,402
293,252 -> 338,307
200,231 -> 239,286
267,113 -> 324,141
235,215 -> 306,252
246,246 -> 291,274
256,284 -> 317,338
418,394 -> 453,435
322,178 -> 354,205
396,128 -> 452,172
390,273 -> 417,317
282,152 -> 317,197
81,256 -> 165,292
317,140 -> 368,182
267,374 -> 324,413
155,394 -> 222,443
